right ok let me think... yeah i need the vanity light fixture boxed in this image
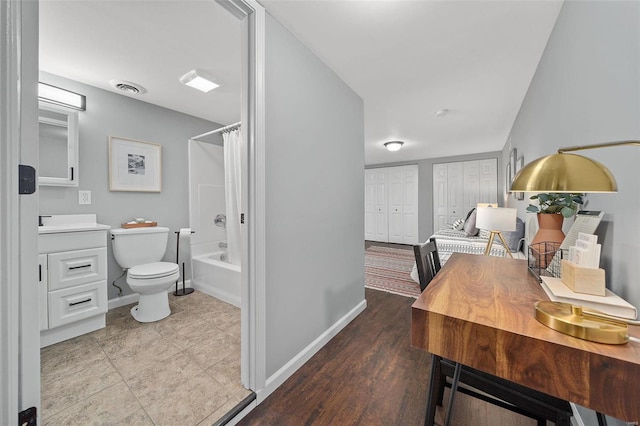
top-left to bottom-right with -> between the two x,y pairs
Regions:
179,69 -> 220,93
384,141 -> 404,152
38,82 -> 86,111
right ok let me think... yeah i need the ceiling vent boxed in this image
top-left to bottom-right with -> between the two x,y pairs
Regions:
109,80 -> 147,94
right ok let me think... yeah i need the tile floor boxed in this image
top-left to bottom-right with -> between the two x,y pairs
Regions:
40,290 -> 251,425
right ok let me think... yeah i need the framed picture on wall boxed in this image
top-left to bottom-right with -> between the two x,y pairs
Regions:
513,156 -> 524,200
109,136 -> 162,192
509,147 -> 517,175
505,162 -> 511,195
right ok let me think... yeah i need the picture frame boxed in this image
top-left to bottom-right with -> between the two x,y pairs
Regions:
509,147 -> 517,176
505,162 -> 511,195
513,156 -> 524,200
109,136 -> 162,192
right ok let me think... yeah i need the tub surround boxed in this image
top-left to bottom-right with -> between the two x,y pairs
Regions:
38,214 -> 110,347
192,242 -> 241,307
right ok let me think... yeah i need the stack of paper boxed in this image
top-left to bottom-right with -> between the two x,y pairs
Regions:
540,276 -> 637,320
568,232 -> 601,269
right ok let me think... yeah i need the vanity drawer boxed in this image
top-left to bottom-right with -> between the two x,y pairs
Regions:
48,247 -> 107,290
48,280 -> 107,328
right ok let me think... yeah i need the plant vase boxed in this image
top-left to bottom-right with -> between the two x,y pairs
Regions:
530,214 -> 564,268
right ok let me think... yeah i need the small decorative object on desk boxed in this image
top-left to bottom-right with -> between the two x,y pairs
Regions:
528,242 -> 565,281
560,232 -> 605,295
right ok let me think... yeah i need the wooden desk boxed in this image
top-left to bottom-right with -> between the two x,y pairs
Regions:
411,253 -> 640,422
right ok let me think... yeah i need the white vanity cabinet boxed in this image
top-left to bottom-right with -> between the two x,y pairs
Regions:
39,224 -> 110,347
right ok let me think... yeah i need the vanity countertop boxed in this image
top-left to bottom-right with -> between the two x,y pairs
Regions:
38,223 -> 111,234
38,214 -> 111,234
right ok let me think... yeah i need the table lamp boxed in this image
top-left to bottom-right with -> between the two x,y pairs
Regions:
475,206 -> 517,258
510,140 -> 640,344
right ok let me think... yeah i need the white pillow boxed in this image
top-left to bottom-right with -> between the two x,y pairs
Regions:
452,218 -> 465,231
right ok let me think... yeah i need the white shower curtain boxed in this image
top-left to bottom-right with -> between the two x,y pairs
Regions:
223,128 -> 242,266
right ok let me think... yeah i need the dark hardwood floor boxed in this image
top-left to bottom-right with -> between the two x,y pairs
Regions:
238,288 -> 431,425
237,287 -> 544,426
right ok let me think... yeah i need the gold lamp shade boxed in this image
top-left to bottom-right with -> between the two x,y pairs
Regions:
510,153 -> 617,193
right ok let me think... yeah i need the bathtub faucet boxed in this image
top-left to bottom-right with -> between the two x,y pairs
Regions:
218,241 -> 228,248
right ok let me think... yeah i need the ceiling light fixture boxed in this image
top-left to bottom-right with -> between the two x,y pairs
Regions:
38,82 -> 86,110
179,69 -> 220,93
384,141 -> 404,152
435,109 -> 449,117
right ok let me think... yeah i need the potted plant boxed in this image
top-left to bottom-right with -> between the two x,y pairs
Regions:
526,193 -> 584,267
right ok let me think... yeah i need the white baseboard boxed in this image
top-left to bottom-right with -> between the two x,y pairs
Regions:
107,280 -> 192,311
108,293 -> 138,310
256,298 -> 367,402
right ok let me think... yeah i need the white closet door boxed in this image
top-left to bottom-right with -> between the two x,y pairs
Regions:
447,162 -> 465,224
478,159 -> 498,204
433,159 -> 497,235
364,170 -> 376,240
401,165 -> 419,244
463,160 -> 480,215
433,163 -> 448,232
364,168 -> 389,242
373,169 -> 389,241
387,167 -> 404,243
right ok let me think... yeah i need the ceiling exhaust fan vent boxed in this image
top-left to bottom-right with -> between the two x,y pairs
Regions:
109,80 -> 147,94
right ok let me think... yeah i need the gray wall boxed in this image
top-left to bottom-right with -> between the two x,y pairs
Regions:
264,14 -> 365,378
503,3 -> 639,423
368,150 -> 503,240
39,72 -> 222,299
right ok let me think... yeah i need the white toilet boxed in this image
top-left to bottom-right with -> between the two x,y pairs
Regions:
110,226 -> 180,322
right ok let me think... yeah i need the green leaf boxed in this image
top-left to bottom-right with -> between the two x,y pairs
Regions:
561,206 -> 575,218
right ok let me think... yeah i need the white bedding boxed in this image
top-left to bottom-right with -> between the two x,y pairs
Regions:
410,228 -> 525,283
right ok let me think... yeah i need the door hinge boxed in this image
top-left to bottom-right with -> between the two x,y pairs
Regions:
240,213 -> 245,224
18,164 -> 36,195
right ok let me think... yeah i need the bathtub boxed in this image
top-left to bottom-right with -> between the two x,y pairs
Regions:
191,251 -> 241,307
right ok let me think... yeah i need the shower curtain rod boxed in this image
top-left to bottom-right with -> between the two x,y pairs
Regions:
191,121 -> 241,141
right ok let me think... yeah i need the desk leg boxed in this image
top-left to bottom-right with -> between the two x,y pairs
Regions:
425,354 -> 443,426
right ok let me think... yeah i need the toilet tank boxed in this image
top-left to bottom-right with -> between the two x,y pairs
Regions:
110,226 -> 170,269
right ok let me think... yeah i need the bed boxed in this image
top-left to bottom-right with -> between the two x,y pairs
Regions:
410,210 -> 528,284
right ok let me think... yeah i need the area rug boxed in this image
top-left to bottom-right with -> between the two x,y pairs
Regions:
365,246 -> 421,298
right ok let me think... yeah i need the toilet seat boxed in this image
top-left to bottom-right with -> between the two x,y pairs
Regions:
128,262 -> 179,280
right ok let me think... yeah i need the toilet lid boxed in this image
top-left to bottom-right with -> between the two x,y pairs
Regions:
128,262 -> 179,279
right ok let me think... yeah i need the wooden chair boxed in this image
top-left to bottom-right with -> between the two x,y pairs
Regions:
413,237 -> 441,292
413,239 -> 573,426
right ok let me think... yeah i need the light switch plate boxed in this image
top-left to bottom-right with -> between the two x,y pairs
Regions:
78,190 -> 91,205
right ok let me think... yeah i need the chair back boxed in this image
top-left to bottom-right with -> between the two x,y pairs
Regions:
413,237 -> 441,291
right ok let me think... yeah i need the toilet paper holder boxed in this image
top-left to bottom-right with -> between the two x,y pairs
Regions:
174,229 -> 195,296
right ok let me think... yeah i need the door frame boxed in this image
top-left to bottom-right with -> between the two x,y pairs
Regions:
215,0 -> 267,395
1,0 -> 269,421
0,1 -> 22,424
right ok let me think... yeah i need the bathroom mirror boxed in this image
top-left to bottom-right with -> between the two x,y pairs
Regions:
38,102 -> 79,186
